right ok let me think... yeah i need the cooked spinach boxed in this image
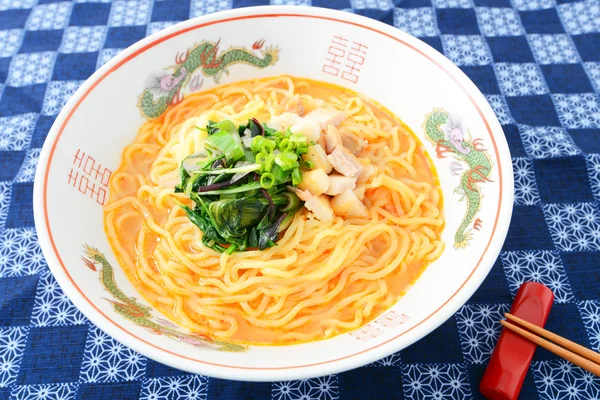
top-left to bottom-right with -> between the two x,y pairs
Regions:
176,118 -> 308,253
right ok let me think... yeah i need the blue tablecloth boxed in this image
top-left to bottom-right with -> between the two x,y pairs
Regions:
1,0 -> 600,399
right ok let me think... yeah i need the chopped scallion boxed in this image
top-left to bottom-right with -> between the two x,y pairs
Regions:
260,173 -> 275,189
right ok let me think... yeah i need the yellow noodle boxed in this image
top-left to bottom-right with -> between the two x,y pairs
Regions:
103,76 -> 444,345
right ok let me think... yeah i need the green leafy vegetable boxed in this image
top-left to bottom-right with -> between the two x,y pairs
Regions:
292,168 -> 303,186
188,163 -> 261,176
204,130 -> 245,161
196,181 -> 262,196
175,118 -> 310,253
270,164 -> 289,185
210,198 -> 267,230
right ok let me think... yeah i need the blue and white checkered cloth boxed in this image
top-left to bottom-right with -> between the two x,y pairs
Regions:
1,0 -> 600,399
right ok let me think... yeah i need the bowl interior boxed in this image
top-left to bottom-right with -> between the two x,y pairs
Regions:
34,6 -> 513,381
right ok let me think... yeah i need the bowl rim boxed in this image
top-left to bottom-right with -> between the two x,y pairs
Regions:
33,5 -> 514,381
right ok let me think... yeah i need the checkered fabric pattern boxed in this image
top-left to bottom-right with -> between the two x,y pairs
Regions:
0,0 -> 599,399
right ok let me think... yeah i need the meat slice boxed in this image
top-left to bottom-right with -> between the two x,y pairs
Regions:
340,130 -> 366,155
285,94 -> 305,116
327,146 -> 363,177
287,186 -> 312,202
357,164 -> 376,183
305,195 -> 334,222
325,174 -> 357,196
323,124 -> 343,154
267,112 -> 301,132
305,108 -> 347,129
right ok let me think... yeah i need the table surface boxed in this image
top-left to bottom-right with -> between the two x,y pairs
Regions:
1,0 -> 600,399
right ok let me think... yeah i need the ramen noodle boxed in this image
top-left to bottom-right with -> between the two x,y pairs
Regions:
104,76 -> 444,344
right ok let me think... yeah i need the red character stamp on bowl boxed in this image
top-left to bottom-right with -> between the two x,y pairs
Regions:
67,148 -> 111,205
350,311 -> 411,341
322,35 -> 369,83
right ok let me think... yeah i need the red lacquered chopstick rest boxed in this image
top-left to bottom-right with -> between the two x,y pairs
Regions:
480,282 -> 555,400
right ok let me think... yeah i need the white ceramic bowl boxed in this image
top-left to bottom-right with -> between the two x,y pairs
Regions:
33,6 -> 514,381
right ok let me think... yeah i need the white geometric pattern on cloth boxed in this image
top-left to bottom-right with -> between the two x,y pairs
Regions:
0,113 -> 36,152
393,8 -> 439,38
0,0 -> 35,11
495,63 -> 549,96
484,95 -> 513,125
0,0 -> 599,398
586,154 -> 600,199
190,0 -> 233,18
0,182 -> 11,230
0,327 -> 28,387
139,375 -> 209,400
441,35 -> 492,66
31,272 -> 86,327
513,157 -> 541,206
553,94 -> 600,129
7,52 -> 56,87
455,304 -> 510,364
146,21 -> 178,36
349,0 -> 364,8
579,300 -> 600,352
501,251 -> 574,303
558,0 -> 600,35
12,383 -> 78,400
0,29 -> 23,58
528,34 -> 580,65
0,228 -> 46,278
41,81 -> 84,116
272,376 -> 340,400
353,0 -> 394,10
585,62 -> 600,92
476,7 -> 524,37
519,125 -> 582,159
402,364 -> 472,400
544,203 -> 600,252
432,0 -> 472,9
25,2 -> 73,31
80,325 -> 146,383
270,0 -> 312,6
532,360 -> 600,400
60,26 -> 108,54
367,351 -> 402,367
512,0 -> 557,11
97,48 -> 124,69
108,0 -> 152,27
14,148 -> 40,183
